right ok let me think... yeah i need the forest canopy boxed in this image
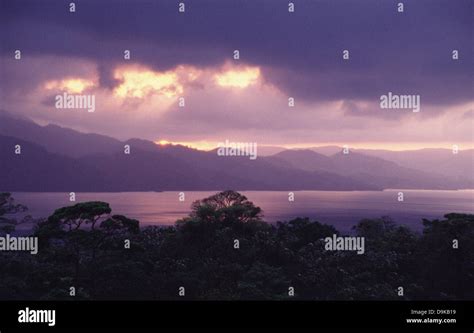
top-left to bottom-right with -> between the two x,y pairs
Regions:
0,191 -> 472,300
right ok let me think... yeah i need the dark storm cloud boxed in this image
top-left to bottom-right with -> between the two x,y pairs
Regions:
0,0 -> 472,106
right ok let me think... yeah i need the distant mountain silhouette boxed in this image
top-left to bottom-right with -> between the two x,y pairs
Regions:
308,145 -> 344,156
0,135 -> 112,191
0,111 -> 471,191
355,148 -> 474,182
0,110 -> 122,158
269,149 -> 472,189
329,151 -> 467,189
267,149 -> 335,172
0,113 -> 376,191
307,144 -> 473,182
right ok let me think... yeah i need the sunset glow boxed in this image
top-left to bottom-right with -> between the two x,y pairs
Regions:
155,140 -> 474,152
44,78 -> 95,94
214,66 -> 260,88
113,67 -> 183,98
283,142 -> 474,151
155,140 -> 218,151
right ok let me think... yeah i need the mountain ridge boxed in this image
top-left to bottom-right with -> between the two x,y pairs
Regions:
0,112 -> 472,191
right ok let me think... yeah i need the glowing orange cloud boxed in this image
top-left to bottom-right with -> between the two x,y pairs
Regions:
113,66 -> 187,99
44,78 -> 95,94
155,139 -> 218,151
214,66 -> 260,88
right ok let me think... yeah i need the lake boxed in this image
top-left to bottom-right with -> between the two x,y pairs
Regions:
11,190 -> 474,233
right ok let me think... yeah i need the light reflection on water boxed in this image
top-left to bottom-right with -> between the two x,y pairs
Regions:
11,190 -> 474,233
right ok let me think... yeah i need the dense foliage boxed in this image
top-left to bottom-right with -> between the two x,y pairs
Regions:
0,191 -> 472,300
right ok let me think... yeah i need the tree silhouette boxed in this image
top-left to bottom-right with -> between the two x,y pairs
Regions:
0,192 -> 28,234
0,192 -> 472,300
186,190 -> 263,223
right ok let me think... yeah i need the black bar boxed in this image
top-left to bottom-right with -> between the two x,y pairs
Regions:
0,300 -> 472,331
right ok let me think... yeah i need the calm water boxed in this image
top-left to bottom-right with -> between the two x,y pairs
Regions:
12,190 -> 474,233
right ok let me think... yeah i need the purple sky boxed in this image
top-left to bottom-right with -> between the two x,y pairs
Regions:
0,0 -> 472,150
